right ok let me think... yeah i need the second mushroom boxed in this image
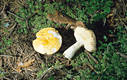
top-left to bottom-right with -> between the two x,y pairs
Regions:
63,24 -> 96,60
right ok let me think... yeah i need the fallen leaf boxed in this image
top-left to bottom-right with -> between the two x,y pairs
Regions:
16,59 -> 35,72
19,59 -> 35,68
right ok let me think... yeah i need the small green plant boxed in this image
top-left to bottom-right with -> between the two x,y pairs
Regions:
0,67 -> 6,78
0,36 -> 12,53
37,60 -> 63,79
48,76 -> 55,80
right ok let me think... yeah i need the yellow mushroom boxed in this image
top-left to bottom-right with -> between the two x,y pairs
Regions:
33,27 -> 62,55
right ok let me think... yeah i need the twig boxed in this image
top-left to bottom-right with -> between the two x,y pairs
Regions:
37,65 -> 63,80
116,52 -> 127,59
3,77 -> 12,80
114,17 -> 127,21
27,12 -> 37,20
0,3 -> 5,14
118,16 -> 127,31
0,3 -> 8,19
25,12 -> 37,30
87,63 -> 98,74
8,23 -> 17,38
121,0 -> 126,16
85,50 -> 98,64
7,11 -> 24,20
0,55 -> 13,57
23,52 -> 35,61
26,19 -> 29,29
37,66 -> 54,80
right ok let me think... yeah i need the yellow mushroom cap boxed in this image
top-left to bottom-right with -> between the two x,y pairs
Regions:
33,27 -> 62,55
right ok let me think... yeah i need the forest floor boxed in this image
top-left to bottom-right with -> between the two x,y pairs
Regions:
0,0 -> 127,80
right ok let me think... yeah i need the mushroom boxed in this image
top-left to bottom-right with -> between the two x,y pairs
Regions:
63,26 -> 96,60
33,27 -> 62,55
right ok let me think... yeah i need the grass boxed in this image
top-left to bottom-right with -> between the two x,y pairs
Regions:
0,0 -> 127,80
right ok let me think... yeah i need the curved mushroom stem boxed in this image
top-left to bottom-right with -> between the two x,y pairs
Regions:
63,42 -> 83,60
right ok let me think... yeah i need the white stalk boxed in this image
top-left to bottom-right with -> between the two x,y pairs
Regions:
63,42 -> 83,60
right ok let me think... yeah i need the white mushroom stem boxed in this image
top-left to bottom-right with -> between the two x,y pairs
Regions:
63,42 -> 83,60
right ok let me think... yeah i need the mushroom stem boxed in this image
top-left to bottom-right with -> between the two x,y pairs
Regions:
63,42 -> 83,60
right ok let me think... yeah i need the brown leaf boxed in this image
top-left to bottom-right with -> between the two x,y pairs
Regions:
19,59 -> 35,68
16,59 -> 35,72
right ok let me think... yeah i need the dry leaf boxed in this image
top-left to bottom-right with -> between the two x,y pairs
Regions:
19,59 -> 35,68
16,59 -> 35,72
